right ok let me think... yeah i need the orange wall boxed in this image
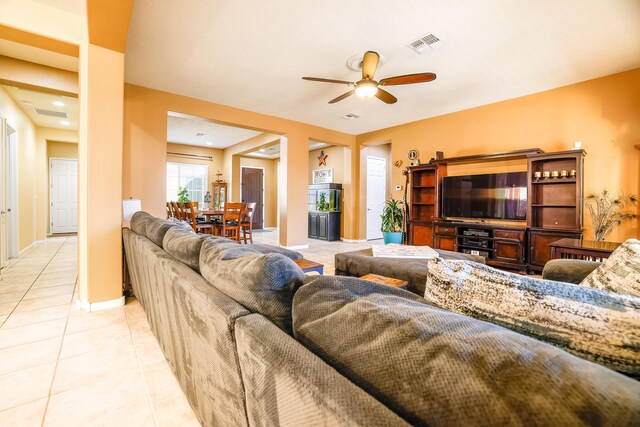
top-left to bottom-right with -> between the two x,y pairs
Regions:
123,84 -> 357,245
357,68 -> 640,241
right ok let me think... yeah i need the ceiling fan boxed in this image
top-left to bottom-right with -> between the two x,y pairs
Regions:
302,51 -> 436,104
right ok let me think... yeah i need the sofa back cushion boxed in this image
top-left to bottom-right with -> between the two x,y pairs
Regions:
200,238 -> 305,333
235,314 -> 409,426
249,244 -> 303,260
162,227 -> 208,273
292,275 -> 640,426
580,238 -> 640,298
130,211 -> 153,236
425,257 -> 640,377
144,218 -> 180,247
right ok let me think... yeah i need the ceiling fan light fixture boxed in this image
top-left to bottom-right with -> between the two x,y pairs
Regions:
355,81 -> 378,98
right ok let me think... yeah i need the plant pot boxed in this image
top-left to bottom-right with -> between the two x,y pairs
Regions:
382,232 -> 403,244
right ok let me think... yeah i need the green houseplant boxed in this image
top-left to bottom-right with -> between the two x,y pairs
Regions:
177,186 -> 191,203
584,189 -> 637,241
316,192 -> 329,212
381,199 -> 403,244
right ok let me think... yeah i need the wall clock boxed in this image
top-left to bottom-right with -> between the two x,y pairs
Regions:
408,149 -> 419,161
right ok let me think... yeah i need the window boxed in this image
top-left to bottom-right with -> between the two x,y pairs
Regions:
167,162 -> 208,205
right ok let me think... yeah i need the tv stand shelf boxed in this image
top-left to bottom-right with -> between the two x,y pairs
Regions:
434,222 -> 527,271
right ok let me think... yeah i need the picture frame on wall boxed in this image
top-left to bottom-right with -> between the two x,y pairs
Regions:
313,168 -> 333,184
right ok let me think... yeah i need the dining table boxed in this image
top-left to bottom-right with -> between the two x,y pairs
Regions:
198,209 -> 224,222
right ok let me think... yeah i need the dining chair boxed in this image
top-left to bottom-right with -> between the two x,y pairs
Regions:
166,202 -> 174,219
185,202 -> 213,234
240,202 -> 257,244
215,202 -> 244,242
172,201 -> 184,221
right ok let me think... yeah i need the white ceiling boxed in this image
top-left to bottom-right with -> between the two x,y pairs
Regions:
125,0 -> 640,135
167,113 -> 263,148
2,85 -> 78,130
244,141 -> 330,160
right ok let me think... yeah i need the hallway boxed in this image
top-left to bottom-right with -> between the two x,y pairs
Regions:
0,237 -> 198,426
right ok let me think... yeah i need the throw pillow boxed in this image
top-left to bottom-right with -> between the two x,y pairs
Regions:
424,257 -> 640,377
580,238 -> 640,298
293,275 -> 640,425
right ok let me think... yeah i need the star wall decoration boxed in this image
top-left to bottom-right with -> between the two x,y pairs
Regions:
317,150 -> 328,166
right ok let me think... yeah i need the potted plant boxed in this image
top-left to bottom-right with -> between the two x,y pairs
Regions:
177,186 -> 191,203
381,199 -> 403,244
585,189 -> 637,241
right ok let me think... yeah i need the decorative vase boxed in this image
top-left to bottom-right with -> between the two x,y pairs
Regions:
383,232 -> 403,244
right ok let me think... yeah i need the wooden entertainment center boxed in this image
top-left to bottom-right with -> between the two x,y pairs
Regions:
408,148 -> 585,272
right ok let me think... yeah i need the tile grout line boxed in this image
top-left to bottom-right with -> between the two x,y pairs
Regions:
0,240 -> 68,329
123,301 -> 161,427
39,237 -> 79,427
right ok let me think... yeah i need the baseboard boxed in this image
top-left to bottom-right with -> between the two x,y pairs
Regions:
340,238 -> 368,243
75,296 -> 125,312
19,240 -> 42,257
282,244 -> 309,250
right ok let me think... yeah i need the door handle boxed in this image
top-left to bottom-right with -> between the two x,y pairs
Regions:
367,208 -> 372,211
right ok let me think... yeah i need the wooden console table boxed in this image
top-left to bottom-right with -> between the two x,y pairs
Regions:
294,258 -> 324,275
549,238 -> 621,262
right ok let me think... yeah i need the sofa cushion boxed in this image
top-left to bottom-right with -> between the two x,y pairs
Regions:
200,238 -> 305,332
580,238 -> 640,298
424,257 -> 640,377
162,227 -> 209,273
334,248 -> 484,295
250,244 -> 303,260
130,211 -> 153,236
143,218 -> 180,247
292,275 -> 640,425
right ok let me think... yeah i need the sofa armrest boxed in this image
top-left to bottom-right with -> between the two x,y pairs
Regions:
542,259 -> 601,284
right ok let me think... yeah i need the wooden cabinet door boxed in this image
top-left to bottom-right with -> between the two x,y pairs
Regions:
318,214 -> 328,240
495,241 -> 522,263
529,231 -> 579,267
308,213 -> 318,238
411,224 -> 433,246
434,235 -> 455,251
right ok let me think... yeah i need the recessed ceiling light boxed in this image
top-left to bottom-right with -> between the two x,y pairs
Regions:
53,100 -> 65,107
60,120 -> 70,126
206,142 -> 213,146
259,149 -> 266,152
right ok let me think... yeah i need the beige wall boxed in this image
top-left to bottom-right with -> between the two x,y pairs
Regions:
165,142 -> 224,203
123,84 -> 357,246
309,145 -> 350,237
240,157 -> 278,228
357,68 -> 640,241
0,85 -> 37,251
45,140 -> 78,236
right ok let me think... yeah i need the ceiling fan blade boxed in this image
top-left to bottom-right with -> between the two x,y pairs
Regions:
329,90 -> 355,104
375,88 -> 397,104
302,77 -> 352,85
379,73 -> 436,86
361,51 -> 380,80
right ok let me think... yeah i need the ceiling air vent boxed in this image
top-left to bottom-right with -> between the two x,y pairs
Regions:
407,33 -> 441,54
342,113 -> 360,120
34,108 -> 68,118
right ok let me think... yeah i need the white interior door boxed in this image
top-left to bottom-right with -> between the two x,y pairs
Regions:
50,158 -> 78,234
366,156 -> 386,240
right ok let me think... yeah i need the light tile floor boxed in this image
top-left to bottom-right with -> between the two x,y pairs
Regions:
0,232 -> 381,426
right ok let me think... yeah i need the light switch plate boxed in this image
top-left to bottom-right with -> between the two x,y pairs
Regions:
395,185 -> 402,191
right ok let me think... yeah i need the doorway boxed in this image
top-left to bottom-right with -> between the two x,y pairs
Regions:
50,158 -> 78,234
0,119 -> 19,268
241,166 -> 264,230
366,156 -> 387,240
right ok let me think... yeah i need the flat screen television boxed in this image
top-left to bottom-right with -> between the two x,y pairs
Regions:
441,172 -> 528,220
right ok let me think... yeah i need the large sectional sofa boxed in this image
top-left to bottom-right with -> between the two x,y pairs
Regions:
123,211 -> 640,426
